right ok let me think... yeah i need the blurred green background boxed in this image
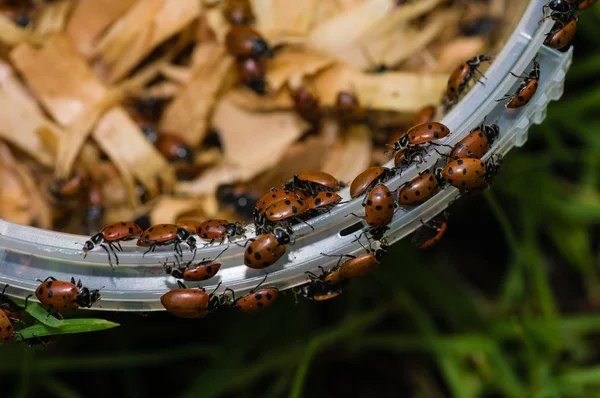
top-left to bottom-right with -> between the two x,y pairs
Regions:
3,8 -> 600,398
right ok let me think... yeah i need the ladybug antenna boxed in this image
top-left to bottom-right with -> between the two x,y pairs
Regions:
212,246 -> 229,262
251,274 -> 269,292
209,281 -> 223,296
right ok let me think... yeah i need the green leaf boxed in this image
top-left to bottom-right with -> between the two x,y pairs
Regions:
23,302 -> 64,328
13,318 -> 119,341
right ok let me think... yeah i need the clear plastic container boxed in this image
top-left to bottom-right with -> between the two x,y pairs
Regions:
0,0 -> 573,312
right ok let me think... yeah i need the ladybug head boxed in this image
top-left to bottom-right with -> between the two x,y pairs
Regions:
247,79 -> 267,96
484,123 -> 500,144
252,39 -> 272,58
549,0 -> 572,13
186,236 -> 197,252
393,135 -> 410,152
273,226 -> 291,245
375,242 -> 389,261
225,223 -> 239,237
76,286 -> 102,308
434,167 -> 444,184
82,233 -> 103,256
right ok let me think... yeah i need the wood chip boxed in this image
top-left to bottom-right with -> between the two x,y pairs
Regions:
35,1 -> 73,37
150,197 -> 207,225
322,123 -> 371,184
66,0 -> 138,58
212,94 -> 309,180
314,64 -> 447,112
252,0 -> 317,36
266,47 -> 334,91
95,0 -> 201,83
159,46 -> 233,145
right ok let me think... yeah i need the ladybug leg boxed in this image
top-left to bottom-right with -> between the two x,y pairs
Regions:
99,244 -> 116,266
115,241 -> 124,252
294,217 -> 314,230
37,276 -> 57,284
237,239 -> 255,249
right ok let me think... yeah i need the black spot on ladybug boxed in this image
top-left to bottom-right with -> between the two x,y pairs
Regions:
415,191 -> 421,196
429,176 -> 434,182
257,302 -> 264,307
462,169 -> 467,175
448,168 -> 454,175
38,287 -> 44,295
376,205 -> 383,210
255,293 -> 262,300
121,222 -> 126,226
291,206 -> 298,213
366,200 -> 373,206
457,159 -> 464,165
518,96 -> 525,102
254,252 -> 262,261
428,124 -> 432,130
326,192 -> 333,197
433,131 -> 439,138
148,227 -> 154,232
47,290 -> 54,298
315,198 -> 322,206
285,200 -> 291,205
46,282 -> 52,289
247,246 -> 253,254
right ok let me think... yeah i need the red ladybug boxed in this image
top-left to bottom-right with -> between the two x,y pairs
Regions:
160,281 -> 222,319
577,0 -> 598,9
542,0 -> 576,23
137,224 -> 197,256
397,171 -> 440,206
450,122 -> 499,159
304,266 -> 345,286
544,17 -> 577,49
392,122 -> 451,152
236,57 -> 267,95
437,155 -> 503,193
350,167 -> 395,198
225,276 -> 279,312
243,225 -> 291,269
164,247 -> 228,281
0,285 -> 25,321
263,198 -> 309,222
305,192 -> 343,215
48,170 -> 91,200
0,308 -> 16,343
83,221 -> 143,266
363,184 -> 395,228
177,219 -> 203,235
411,214 -> 448,249
222,0 -> 255,25
497,58 -> 540,109
335,91 -> 366,125
35,277 -> 101,312
196,219 -> 245,245
292,87 -> 322,125
155,134 -> 195,163
322,239 -> 388,280
444,54 -> 492,107
293,279 -> 348,302
283,171 -> 342,196
225,25 -> 272,58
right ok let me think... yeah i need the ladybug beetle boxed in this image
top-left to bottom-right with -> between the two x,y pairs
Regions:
450,121 -> 499,159
222,0 -> 255,25
283,171 -> 342,196
577,0 -> 598,9
196,219 -> 245,245
155,134 -> 195,163
164,247 -> 228,281
82,183 -> 104,236
363,183 -> 395,228
292,87 -> 322,125
335,91 -> 366,125
177,219 -> 203,235
160,281 -> 222,318
350,167 -> 395,198
137,224 -> 197,256
243,225 -> 291,269
321,239 -> 388,280
412,105 -> 436,125
293,279 -> 348,302
83,221 -> 143,266
225,25 -> 272,59
0,285 -> 25,321
392,122 -> 451,152
254,189 -> 301,217
437,155 -> 503,193
393,145 -> 428,169
544,18 -> 577,49
263,198 -> 309,222
444,54 -> 492,108
496,58 -> 540,109
397,171 -> 440,206
0,308 -> 16,343
0,4 -> 30,27
411,213 -> 448,249
305,266 -> 345,286
48,170 -> 91,200
305,192 -> 343,215
35,277 -> 101,312
225,275 -> 279,312
236,57 -> 267,95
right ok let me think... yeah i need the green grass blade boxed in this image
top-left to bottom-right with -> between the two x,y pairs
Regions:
23,302 -> 64,328
14,318 -> 119,341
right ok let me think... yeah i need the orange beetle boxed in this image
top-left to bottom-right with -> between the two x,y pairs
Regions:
350,167 -> 395,199
160,281 -> 222,319
83,222 -> 143,266
397,172 -> 440,206
236,57 -> 267,95
225,25 -> 272,58
497,58 -> 539,109
444,54 -> 492,107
